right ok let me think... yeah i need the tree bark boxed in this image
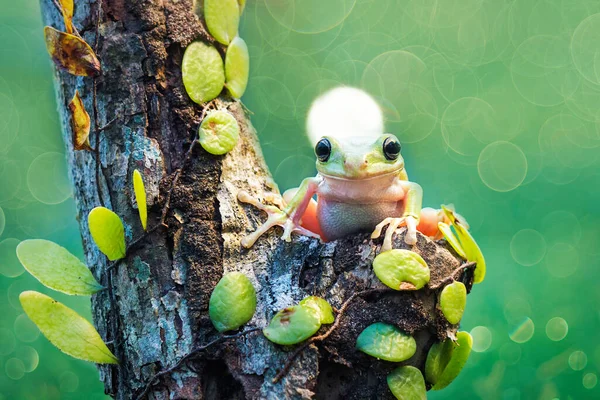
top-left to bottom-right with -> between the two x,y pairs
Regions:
41,1 -> 473,399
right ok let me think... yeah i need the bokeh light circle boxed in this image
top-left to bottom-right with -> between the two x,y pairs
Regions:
509,317 -> 535,344
264,0 -> 356,34
27,152 -> 72,205
583,373 -> 598,389
545,317 -> 568,342
0,328 -> 16,355
541,210 -> 581,245
568,350 -> 587,371
0,238 -> 24,278
441,97 -> 497,156
510,229 -> 546,266
5,358 -> 25,380
0,92 -> 20,154
16,345 -> 39,372
477,141 -> 527,192
60,371 -> 80,392
544,242 -> 579,278
14,313 -> 40,343
470,326 -> 492,352
571,14 -> 600,85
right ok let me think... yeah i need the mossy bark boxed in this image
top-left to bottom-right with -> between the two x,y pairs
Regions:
40,0 -> 472,399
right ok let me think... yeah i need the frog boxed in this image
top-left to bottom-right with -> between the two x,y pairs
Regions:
238,132 -> 423,252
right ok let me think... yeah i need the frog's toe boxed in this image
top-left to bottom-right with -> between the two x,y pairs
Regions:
403,216 -> 418,245
371,217 -> 394,239
378,217 -> 405,252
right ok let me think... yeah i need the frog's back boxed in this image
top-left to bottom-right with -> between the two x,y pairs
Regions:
317,198 -> 404,241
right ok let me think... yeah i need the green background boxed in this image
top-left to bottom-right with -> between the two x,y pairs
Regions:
1,0 -> 600,398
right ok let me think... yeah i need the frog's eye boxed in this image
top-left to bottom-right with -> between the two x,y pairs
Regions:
315,138 -> 332,162
383,137 -> 401,161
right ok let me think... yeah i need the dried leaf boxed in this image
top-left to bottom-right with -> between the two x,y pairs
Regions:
16,239 -> 103,296
68,90 -> 91,151
60,0 -> 74,34
44,26 -> 101,77
132,170 -> 147,230
20,291 -> 118,364
88,207 -> 126,261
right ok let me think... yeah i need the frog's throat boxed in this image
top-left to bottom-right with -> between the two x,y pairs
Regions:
318,168 -> 404,181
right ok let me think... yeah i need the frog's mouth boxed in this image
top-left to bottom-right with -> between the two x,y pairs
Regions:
319,167 -> 404,181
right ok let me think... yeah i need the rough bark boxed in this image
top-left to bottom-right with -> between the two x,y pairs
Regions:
41,1 -> 472,399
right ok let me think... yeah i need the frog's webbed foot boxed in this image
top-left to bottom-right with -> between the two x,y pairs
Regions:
238,191 -> 320,248
371,216 -> 419,252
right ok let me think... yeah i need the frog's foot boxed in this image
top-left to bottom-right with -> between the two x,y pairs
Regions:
238,191 -> 320,248
371,216 -> 419,252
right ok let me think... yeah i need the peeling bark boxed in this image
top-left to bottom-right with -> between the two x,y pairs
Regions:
41,1 -> 472,399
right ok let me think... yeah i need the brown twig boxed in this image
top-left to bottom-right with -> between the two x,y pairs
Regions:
427,262 -> 477,290
272,288 -> 392,384
135,328 -> 261,400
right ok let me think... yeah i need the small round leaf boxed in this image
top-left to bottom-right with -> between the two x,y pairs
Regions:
440,282 -> 467,324
387,366 -> 427,400
225,36 -> 249,98
373,249 -> 430,290
19,291 -> 118,364
209,272 -> 257,332
263,305 -> 321,345
88,207 -> 126,261
299,296 -> 334,324
182,41 -> 225,104
16,239 -> 103,296
356,322 -> 416,362
205,0 -> 240,45
199,110 -> 240,155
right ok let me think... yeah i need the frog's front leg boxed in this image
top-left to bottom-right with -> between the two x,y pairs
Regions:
238,176 -> 323,248
371,181 -> 423,251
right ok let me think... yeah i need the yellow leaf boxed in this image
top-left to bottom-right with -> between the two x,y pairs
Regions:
204,0 -> 240,45
133,170 -> 147,230
16,239 -> 103,296
88,207 -> 126,261
44,26 -> 101,77
68,90 -> 91,151
19,291 -> 118,364
441,206 -> 485,284
60,0 -> 74,34
225,36 -> 249,98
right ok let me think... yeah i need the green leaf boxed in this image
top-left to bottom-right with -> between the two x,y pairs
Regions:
263,305 -> 321,345
387,366 -> 427,400
238,0 -> 246,13
88,207 -> 126,261
19,291 -> 118,364
225,36 -> 249,98
16,239 -> 103,296
204,0 -> 240,45
299,296 -> 334,324
438,222 -> 467,259
426,331 -> 473,390
356,322 -> 416,362
442,205 -> 486,284
182,41 -> 225,104
199,110 -> 240,155
373,249 -> 430,290
439,282 -> 467,324
209,272 -> 257,332
133,169 -> 147,230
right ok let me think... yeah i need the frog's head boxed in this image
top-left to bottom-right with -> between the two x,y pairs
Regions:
314,134 -> 405,180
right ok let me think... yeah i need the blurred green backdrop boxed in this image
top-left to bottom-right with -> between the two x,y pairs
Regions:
2,0 -> 600,399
